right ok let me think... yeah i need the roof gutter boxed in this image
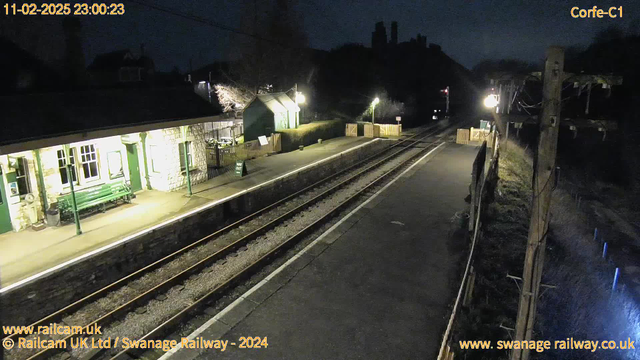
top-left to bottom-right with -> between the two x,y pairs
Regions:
0,115 -> 222,155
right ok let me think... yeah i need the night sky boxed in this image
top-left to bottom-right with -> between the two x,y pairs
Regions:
7,0 -> 640,71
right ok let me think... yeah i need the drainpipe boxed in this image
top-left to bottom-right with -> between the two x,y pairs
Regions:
140,132 -> 152,190
34,149 -> 48,215
64,144 -> 82,235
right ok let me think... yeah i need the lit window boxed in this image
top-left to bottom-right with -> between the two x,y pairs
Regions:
179,142 -> 193,172
15,157 -> 31,195
107,151 -> 124,179
57,149 -> 78,186
80,144 -> 100,180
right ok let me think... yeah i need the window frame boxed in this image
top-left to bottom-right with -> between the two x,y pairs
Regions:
80,144 -> 100,182
107,150 -> 124,180
15,157 -> 31,196
57,148 -> 78,187
178,142 -> 194,172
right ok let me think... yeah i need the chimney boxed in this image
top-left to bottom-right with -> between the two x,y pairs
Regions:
390,21 -> 398,45
62,17 -> 87,88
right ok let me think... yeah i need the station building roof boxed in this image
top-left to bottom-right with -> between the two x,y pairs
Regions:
247,93 -> 299,114
0,86 -> 221,154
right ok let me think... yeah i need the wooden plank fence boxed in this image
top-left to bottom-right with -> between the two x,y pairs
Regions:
345,123 -> 358,137
206,133 -> 281,169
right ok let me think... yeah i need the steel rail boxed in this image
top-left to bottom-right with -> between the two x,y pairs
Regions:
112,124 -> 457,360
13,124 -> 451,360
3,125 -> 435,345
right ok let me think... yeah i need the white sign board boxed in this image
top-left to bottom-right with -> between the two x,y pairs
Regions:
258,135 -> 269,146
396,116 -> 402,122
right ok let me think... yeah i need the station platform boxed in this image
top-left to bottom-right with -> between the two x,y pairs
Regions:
0,136 -> 378,289
166,143 -> 478,360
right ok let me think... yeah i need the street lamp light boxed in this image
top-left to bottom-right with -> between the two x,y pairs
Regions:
483,94 -> 499,108
371,97 -> 380,124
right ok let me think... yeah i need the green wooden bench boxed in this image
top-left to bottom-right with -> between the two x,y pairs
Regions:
57,180 -> 133,220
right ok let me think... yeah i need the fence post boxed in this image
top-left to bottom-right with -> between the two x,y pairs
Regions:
215,143 -> 220,168
463,266 -> 476,307
469,165 -> 477,233
611,268 -> 620,301
469,142 -> 487,232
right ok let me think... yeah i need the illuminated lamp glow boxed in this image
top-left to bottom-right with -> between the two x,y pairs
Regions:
484,94 -> 499,108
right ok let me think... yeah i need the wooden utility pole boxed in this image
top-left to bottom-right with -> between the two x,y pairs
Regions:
511,46 -> 564,360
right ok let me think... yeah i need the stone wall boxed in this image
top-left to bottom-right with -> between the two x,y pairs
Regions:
0,151 -> 43,231
146,125 -> 207,191
1,139 -> 391,326
1,124 -> 208,232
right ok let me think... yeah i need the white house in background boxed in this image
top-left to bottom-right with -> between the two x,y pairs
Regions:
0,86 -> 220,234
242,93 -> 300,141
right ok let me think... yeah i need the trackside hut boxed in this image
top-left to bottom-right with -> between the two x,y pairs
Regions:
0,87 -> 220,234
242,93 -> 300,141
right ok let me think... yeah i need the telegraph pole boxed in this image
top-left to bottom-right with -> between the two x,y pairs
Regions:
511,46 -> 564,360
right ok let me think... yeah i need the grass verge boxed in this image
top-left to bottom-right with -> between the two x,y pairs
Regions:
452,141 -> 640,359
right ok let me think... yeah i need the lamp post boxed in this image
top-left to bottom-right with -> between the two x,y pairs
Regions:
181,126 -> 192,196
371,97 -> 380,124
64,144 -> 82,235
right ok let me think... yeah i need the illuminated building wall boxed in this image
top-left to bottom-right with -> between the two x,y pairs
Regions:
0,123 -> 208,232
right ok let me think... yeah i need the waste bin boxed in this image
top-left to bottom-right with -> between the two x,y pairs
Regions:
46,207 -> 60,227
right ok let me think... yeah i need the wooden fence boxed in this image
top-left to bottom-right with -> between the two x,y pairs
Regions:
456,129 -> 470,144
206,133 -> 281,169
363,123 -> 401,138
457,127 -> 496,148
345,123 -> 357,137
438,133 -> 501,360
378,124 -> 402,136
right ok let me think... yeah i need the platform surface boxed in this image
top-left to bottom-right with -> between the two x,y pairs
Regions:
0,136 -> 377,288
171,143 -> 478,360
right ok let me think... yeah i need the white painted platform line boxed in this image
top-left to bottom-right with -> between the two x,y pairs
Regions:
159,141 -> 447,359
0,139 -> 380,294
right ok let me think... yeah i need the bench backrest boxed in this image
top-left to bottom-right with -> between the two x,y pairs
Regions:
58,180 -> 128,209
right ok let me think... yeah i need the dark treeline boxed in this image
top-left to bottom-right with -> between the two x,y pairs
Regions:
313,39 -> 478,127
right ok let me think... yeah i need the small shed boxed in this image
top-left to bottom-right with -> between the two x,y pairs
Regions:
243,93 -> 299,141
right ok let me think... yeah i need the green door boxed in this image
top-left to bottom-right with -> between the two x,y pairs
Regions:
126,144 -> 143,192
0,167 -> 13,234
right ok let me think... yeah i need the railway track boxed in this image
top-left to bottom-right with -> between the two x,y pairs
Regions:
3,121 -> 459,360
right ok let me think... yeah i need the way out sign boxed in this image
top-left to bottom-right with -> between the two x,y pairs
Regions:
235,160 -> 248,177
